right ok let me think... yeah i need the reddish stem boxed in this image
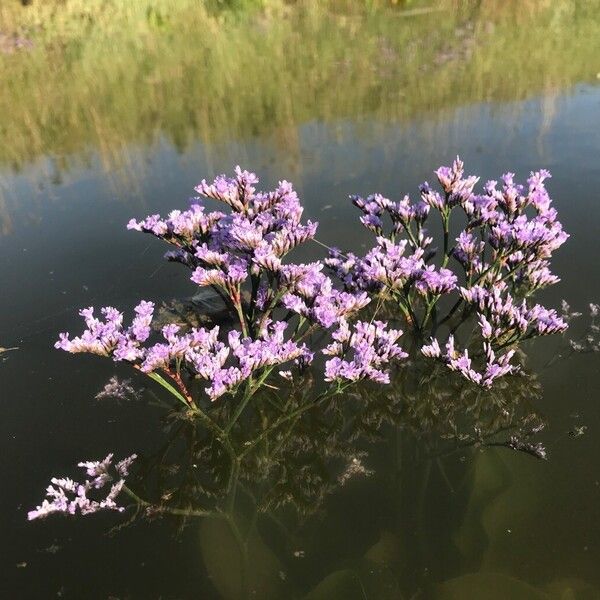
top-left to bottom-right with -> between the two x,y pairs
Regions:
164,368 -> 195,407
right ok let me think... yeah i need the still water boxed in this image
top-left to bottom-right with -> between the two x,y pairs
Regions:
1,5 -> 600,599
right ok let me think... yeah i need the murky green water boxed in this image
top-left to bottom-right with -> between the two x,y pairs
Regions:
1,3 -> 600,598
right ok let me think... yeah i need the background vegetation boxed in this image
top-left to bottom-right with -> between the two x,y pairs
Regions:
1,0 -> 599,175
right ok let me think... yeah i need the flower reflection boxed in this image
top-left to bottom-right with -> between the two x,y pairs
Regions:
30,343 -> 571,598
118,357 -> 546,523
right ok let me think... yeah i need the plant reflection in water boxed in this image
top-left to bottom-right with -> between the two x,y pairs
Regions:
27,163 -> 597,597
29,291 -> 599,597
109,347 -> 546,599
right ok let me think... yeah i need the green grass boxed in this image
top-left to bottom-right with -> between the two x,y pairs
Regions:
1,0 -> 600,176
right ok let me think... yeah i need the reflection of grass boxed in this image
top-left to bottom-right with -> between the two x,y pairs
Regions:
0,0 -> 599,177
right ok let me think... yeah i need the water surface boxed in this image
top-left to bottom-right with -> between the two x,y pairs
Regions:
1,4 -> 600,599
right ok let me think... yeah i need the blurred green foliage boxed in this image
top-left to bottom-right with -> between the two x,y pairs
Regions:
0,0 -> 599,175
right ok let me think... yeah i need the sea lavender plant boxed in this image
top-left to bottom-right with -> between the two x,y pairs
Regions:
36,162 -> 576,528
126,167 -> 368,340
56,163 -> 569,406
57,168 -> 403,418
327,157 -> 568,387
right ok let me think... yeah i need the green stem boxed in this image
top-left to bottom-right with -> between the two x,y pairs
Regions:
257,288 -> 288,334
435,297 -> 464,331
209,284 -> 230,310
226,458 -> 241,511
401,221 -> 420,249
146,371 -> 192,408
146,371 -> 236,457
436,252 -> 511,332
394,296 -> 413,324
225,383 -> 255,434
249,273 -> 260,326
472,251 -> 506,286
403,291 -> 419,330
369,290 -> 389,324
295,322 -> 319,344
239,387 -> 337,458
420,295 -> 440,330
224,367 -> 275,433
122,485 -> 214,518
441,212 -> 450,268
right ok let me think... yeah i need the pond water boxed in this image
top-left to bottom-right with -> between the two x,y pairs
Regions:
1,3 -> 600,599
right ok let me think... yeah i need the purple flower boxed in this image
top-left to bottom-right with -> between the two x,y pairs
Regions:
420,335 -> 518,388
55,301 -> 155,363
28,454 -> 136,521
328,238 -> 427,294
141,324 -> 228,375
420,183 -> 446,211
191,266 -> 227,288
204,321 -> 312,400
280,262 -> 371,328
253,243 -> 282,272
421,338 -> 441,358
414,266 -> 457,295
527,169 -> 552,213
127,205 -> 224,245
323,319 -> 407,384
527,305 -> 567,336
194,166 -> 259,213
434,156 -> 479,203
452,231 -> 484,273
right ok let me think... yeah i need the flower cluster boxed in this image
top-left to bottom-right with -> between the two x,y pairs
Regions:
279,262 -> 371,328
421,335 -> 516,388
328,157 -> 568,387
41,163 -> 574,529
128,167 -> 369,340
127,168 -> 314,288
461,284 -> 567,343
56,304 -> 312,401
323,318 -> 407,384
148,319 -> 311,400
28,454 -> 136,521
57,163 -> 569,398
55,301 -> 154,361
327,237 -> 456,297
350,192 -> 431,243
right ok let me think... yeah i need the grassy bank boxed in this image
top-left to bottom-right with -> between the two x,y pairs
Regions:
1,0 -> 599,176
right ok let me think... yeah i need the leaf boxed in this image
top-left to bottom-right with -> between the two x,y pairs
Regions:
364,531 -> 404,567
453,449 -> 512,567
303,569 -> 365,600
304,559 -> 401,600
198,514 -> 289,600
434,572 -> 548,600
543,578 -> 598,600
452,448 -> 599,587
